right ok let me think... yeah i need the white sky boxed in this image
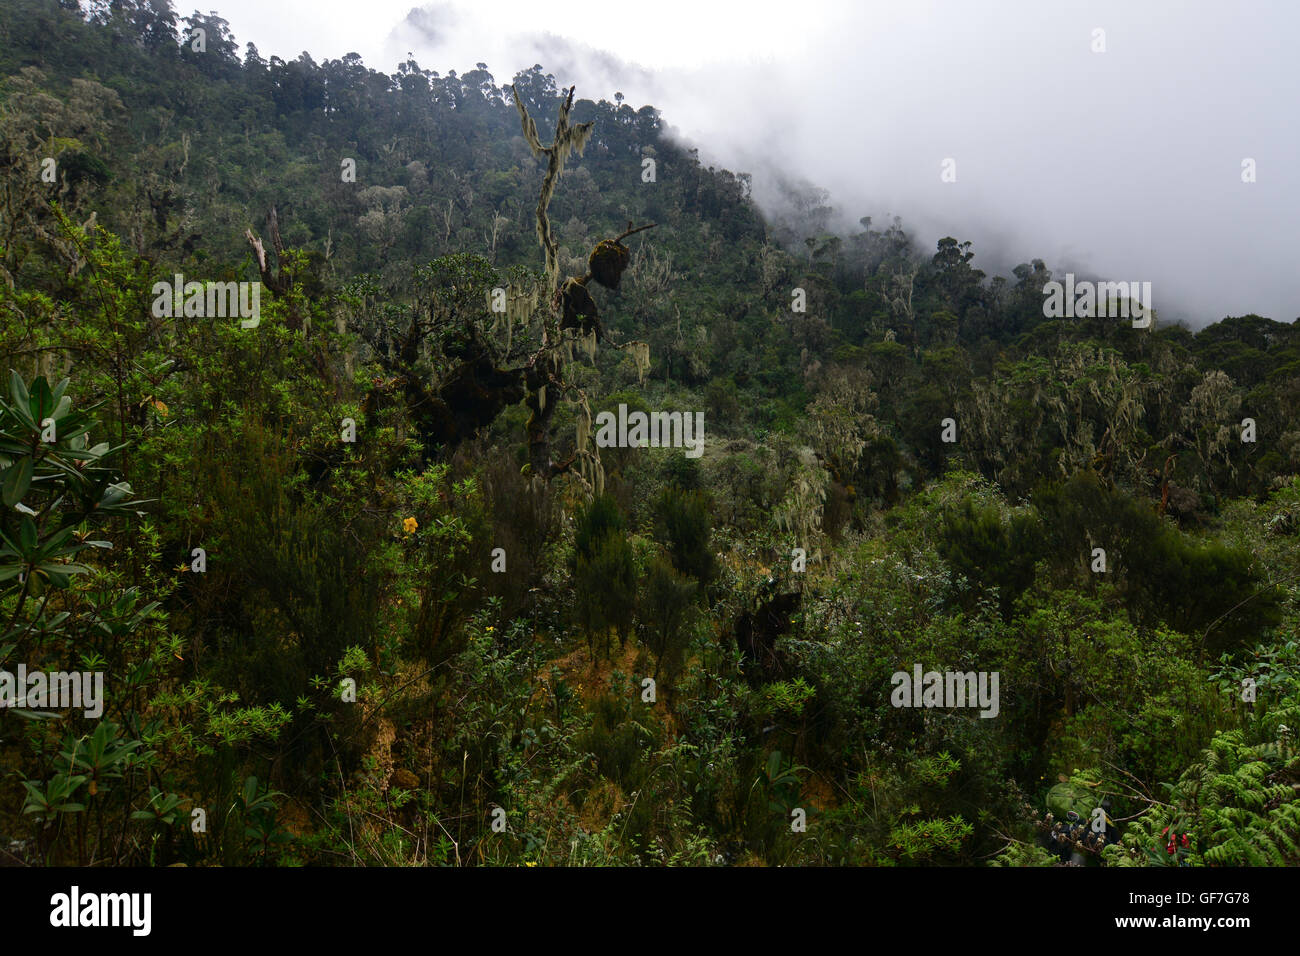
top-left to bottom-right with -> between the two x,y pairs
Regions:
192,0 -> 1299,327
202,0 -> 819,71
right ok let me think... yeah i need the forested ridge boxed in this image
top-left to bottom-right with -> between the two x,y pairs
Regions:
1,0 -> 1298,868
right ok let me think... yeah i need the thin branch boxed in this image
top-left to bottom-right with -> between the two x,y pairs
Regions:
614,221 -> 657,243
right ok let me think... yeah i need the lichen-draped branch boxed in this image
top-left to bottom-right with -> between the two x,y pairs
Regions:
512,84 -> 593,292
512,85 -> 660,484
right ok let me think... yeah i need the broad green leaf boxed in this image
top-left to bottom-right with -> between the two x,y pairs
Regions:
1,457 -> 33,506
18,515 -> 37,554
9,370 -> 29,410
28,376 -> 53,425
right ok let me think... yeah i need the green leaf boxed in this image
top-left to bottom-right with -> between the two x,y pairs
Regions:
18,515 -> 37,554
28,376 -> 53,426
50,395 -> 72,424
2,457 -> 33,506
9,370 -> 29,411
14,708 -> 64,721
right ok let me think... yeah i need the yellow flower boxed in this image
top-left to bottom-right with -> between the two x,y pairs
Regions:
524,861 -> 537,867
403,516 -> 418,534
485,626 -> 495,633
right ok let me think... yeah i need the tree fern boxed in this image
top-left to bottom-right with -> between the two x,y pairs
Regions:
1110,727 -> 1300,866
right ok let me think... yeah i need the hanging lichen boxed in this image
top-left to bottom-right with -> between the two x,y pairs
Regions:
512,87 -> 661,494
805,367 -> 878,484
484,280 -> 540,357
628,341 -> 651,385
562,388 -> 606,499
576,399 -> 591,453
773,447 -> 830,548
513,84 -> 593,290
508,283 -> 539,325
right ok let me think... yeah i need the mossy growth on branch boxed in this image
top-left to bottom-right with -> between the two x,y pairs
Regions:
588,238 -> 630,290
559,275 -> 600,339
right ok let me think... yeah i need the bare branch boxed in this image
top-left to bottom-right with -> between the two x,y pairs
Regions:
614,221 -> 657,243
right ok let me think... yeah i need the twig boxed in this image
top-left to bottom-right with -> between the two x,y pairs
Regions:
614,221 -> 657,243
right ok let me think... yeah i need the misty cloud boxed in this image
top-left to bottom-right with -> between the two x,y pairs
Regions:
215,0 -> 1300,327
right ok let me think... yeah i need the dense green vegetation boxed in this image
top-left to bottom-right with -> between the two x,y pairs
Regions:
1,0 -> 1297,867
